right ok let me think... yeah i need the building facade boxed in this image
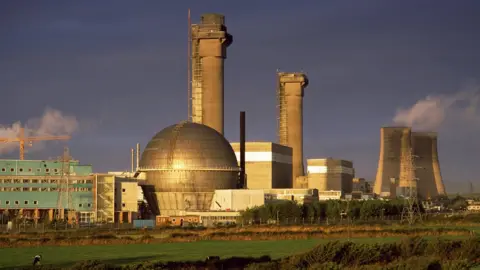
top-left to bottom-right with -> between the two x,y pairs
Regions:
0,159 -> 94,223
306,158 -> 354,195
230,142 -> 292,189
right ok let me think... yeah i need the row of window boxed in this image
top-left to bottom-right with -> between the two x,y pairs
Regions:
0,200 -> 93,208
0,179 -> 92,184
1,167 -> 60,173
0,187 -> 92,192
0,200 -> 38,205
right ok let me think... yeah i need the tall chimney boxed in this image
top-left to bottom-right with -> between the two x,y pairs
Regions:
136,143 -> 140,172
190,13 -> 233,135
277,72 -> 309,188
239,111 -> 246,188
131,148 -> 134,173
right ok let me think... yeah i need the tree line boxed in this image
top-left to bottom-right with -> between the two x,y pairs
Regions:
240,199 -> 422,223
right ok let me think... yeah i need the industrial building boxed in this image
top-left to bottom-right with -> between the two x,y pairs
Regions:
0,159 -> 94,223
373,127 -> 446,199
277,72 -> 309,188
138,121 -> 240,217
306,158 -> 354,196
230,142 -> 292,189
265,188 -> 318,204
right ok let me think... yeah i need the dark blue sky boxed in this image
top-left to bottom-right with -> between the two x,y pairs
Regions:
1,1 -> 479,191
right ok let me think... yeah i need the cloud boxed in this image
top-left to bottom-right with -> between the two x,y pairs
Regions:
392,83 -> 480,132
0,107 -> 79,155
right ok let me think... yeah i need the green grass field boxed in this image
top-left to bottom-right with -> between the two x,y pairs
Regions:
0,237 -> 409,269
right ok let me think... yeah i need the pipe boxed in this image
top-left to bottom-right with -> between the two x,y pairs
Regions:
239,111 -> 246,189
136,143 -> 140,172
131,148 -> 134,173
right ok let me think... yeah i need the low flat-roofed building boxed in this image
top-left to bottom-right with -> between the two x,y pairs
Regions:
307,158 -> 354,196
231,142 -> 292,189
264,188 -> 318,204
210,189 -> 264,211
318,190 -> 342,200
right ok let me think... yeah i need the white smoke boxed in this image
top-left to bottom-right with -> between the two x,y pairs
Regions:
0,107 -> 79,155
393,84 -> 480,131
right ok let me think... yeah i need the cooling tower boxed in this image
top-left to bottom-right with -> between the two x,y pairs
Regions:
412,132 -> 446,198
277,72 -> 309,188
190,13 -> 233,135
373,127 -> 412,195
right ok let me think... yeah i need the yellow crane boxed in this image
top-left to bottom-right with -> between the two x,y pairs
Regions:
0,127 -> 71,160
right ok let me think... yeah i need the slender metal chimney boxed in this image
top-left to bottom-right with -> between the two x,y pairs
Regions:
239,111 -> 246,188
136,143 -> 140,172
131,148 -> 135,173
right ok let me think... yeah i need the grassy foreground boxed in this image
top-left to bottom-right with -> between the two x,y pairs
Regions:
0,237 -> 408,269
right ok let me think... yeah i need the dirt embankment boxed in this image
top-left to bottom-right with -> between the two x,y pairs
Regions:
0,225 -> 473,248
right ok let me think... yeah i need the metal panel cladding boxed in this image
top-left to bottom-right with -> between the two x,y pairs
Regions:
138,122 -> 239,215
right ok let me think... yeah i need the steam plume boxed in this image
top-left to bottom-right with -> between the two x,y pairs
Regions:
393,84 -> 480,131
0,107 -> 79,155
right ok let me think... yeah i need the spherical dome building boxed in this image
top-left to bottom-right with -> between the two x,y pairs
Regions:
139,121 -> 240,216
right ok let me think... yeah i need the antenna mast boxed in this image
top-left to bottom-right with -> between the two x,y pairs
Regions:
187,8 -> 192,122
400,147 -> 422,225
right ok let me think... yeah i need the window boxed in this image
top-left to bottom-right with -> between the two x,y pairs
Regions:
1,168 -> 5,172
122,188 -> 126,192
23,187 -> 29,191
24,201 -> 28,205
36,168 -> 41,172
45,168 -> 50,173
122,203 -> 126,208
54,169 -> 58,173
49,180 -> 56,184
19,168 -> 23,172
87,203 -> 91,207
5,201 -> 10,205
14,201 -> 19,205
79,203 -> 83,207
41,179 -> 48,183
172,218 -> 176,222
86,180 -> 92,184
28,168 -> 32,172
32,188 -> 39,191
10,168 -> 14,172
33,201 -> 38,205
14,179 -> 20,183
23,179 -> 29,183
32,179 -> 38,183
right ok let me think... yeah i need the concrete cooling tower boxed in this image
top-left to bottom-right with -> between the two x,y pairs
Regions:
411,132 -> 446,198
277,72 -> 309,188
374,127 -> 412,195
373,127 -> 446,198
189,13 -> 233,135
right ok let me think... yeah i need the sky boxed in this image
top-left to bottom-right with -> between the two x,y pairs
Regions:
1,0 -> 479,192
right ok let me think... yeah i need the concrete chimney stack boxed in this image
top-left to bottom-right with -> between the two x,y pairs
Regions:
190,13 -> 233,135
131,148 -> 135,173
136,143 -> 140,172
277,72 -> 309,188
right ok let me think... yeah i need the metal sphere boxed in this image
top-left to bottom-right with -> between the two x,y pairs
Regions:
139,121 -> 240,215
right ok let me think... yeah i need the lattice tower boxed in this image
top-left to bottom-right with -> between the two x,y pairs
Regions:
55,147 -> 72,220
277,72 -> 288,145
400,147 -> 422,225
190,24 -> 203,124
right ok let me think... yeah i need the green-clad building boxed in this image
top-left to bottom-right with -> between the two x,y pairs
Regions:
0,159 -> 95,223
